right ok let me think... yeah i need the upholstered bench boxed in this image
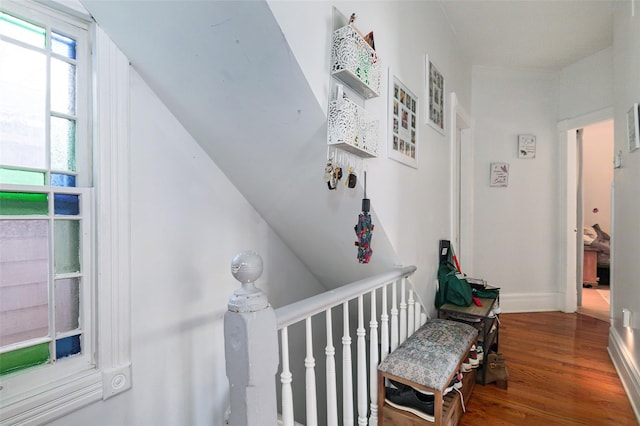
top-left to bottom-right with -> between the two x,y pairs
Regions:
378,319 -> 478,425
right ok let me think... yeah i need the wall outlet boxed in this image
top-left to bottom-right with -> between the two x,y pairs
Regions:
622,308 -> 631,327
224,405 -> 231,424
613,150 -> 623,169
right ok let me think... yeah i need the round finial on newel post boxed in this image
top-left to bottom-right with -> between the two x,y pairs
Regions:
228,251 -> 269,312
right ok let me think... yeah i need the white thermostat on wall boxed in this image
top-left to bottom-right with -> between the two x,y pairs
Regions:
518,134 -> 536,159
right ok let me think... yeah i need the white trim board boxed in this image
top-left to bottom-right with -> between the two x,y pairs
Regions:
608,324 -> 640,423
499,292 -> 564,313
449,92 -> 474,275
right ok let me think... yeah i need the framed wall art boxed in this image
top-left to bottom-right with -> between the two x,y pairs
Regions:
518,134 -> 536,159
425,55 -> 445,134
490,162 -> 509,187
627,103 -> 639,152
388,69 -> 418,168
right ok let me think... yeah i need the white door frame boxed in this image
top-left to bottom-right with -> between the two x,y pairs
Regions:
450,93 -> 474,274
557,107 -> 613,312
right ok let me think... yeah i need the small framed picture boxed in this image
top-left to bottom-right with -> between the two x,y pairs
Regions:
627,103 -> 639,152
518,134 -> 536,159
425,54 -> 445,134
490,162 -> 509,187
388,69 -> 418,168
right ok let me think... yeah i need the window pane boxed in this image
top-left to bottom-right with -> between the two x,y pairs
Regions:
54,219 -> 80,274
52,32 -> 76,59
0,342 -> 50,376
0,167 -> 45,185
0,40 -> 46,169
51,173 -> 76,187
54,193 -> 79,215
50,116 -> 76,172
0,11 -> 45,48
55,278 -> 79,333
0,220 -> 49,347
51,58 -> 76,115
0,192 -> 48,215
56,334 -> 80,359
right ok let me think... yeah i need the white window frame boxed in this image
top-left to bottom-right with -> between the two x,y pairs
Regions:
0,2 -> 131,424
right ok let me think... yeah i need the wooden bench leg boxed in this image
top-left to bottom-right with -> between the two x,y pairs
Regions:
434,393 -> 443,426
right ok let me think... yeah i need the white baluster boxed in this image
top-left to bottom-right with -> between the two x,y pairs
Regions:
390,281 -> 399,353
357,295 -> 368,426
306,317 -> 318,426
342,301 -> 354,426
399,279 -> 407,344
414,302 -> 422,332
280,327 -> 294,426
326,310 -> 338,426
380,285 -> 389,363
407,289 -> 415,337
368,290 -> 378,426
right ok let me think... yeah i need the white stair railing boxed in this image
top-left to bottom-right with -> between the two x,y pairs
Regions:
368,290 -> 379,425
224,251 -> 425,426
380,289 -> 389,364
390,281 -> 399,353
356,295 -> 367,426
399,279 -> 407,345
325,310 -> 338,426
276,269 -> 427,426
280,327 -> 294,425
342,301 -> 354,426
305,317 -> 318,426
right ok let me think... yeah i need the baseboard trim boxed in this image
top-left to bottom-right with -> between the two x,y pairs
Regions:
499,292 -> 562,313
608,324 -> 640,423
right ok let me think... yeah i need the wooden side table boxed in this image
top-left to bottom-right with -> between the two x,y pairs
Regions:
583,247 -> 599,288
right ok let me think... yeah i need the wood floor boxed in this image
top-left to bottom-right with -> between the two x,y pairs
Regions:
578,286 -> 610,323
461,312 -> 638,425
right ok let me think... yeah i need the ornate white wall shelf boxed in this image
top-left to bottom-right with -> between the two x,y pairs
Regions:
330,25 -> 381,99
327,98 -> 379,158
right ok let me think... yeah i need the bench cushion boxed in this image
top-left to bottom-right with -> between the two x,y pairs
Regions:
378,319 -> 477,391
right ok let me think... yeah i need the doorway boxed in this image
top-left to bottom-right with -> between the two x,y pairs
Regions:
558,107 -> 613,314
576,120 -> 613,322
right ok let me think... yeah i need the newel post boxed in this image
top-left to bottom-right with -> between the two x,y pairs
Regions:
224,251 -> 279,425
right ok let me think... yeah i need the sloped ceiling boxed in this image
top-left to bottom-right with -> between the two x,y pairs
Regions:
81,0 -> 400,289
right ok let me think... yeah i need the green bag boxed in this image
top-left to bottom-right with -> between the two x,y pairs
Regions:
473,287 -> 499,299
436,262 -> 473,308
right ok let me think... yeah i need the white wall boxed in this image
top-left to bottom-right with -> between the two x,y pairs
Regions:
612,2 -> 640,328
557,47 -> 613,121
49,70 -> 326,426
582,121 -> 614,233
608,4 -> 640,417
269,0 -> 472,312
471,67 -> 561,311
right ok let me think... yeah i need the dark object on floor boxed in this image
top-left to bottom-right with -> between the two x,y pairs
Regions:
597,267 -> 610,286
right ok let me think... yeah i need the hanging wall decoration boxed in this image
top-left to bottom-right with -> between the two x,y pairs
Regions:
425,55 -> 445,134
518,134 -> 536,158
388,69 -> 418,168
490,162 -> 509,187
354,171 -> 373,263
627,103 -> 639,152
